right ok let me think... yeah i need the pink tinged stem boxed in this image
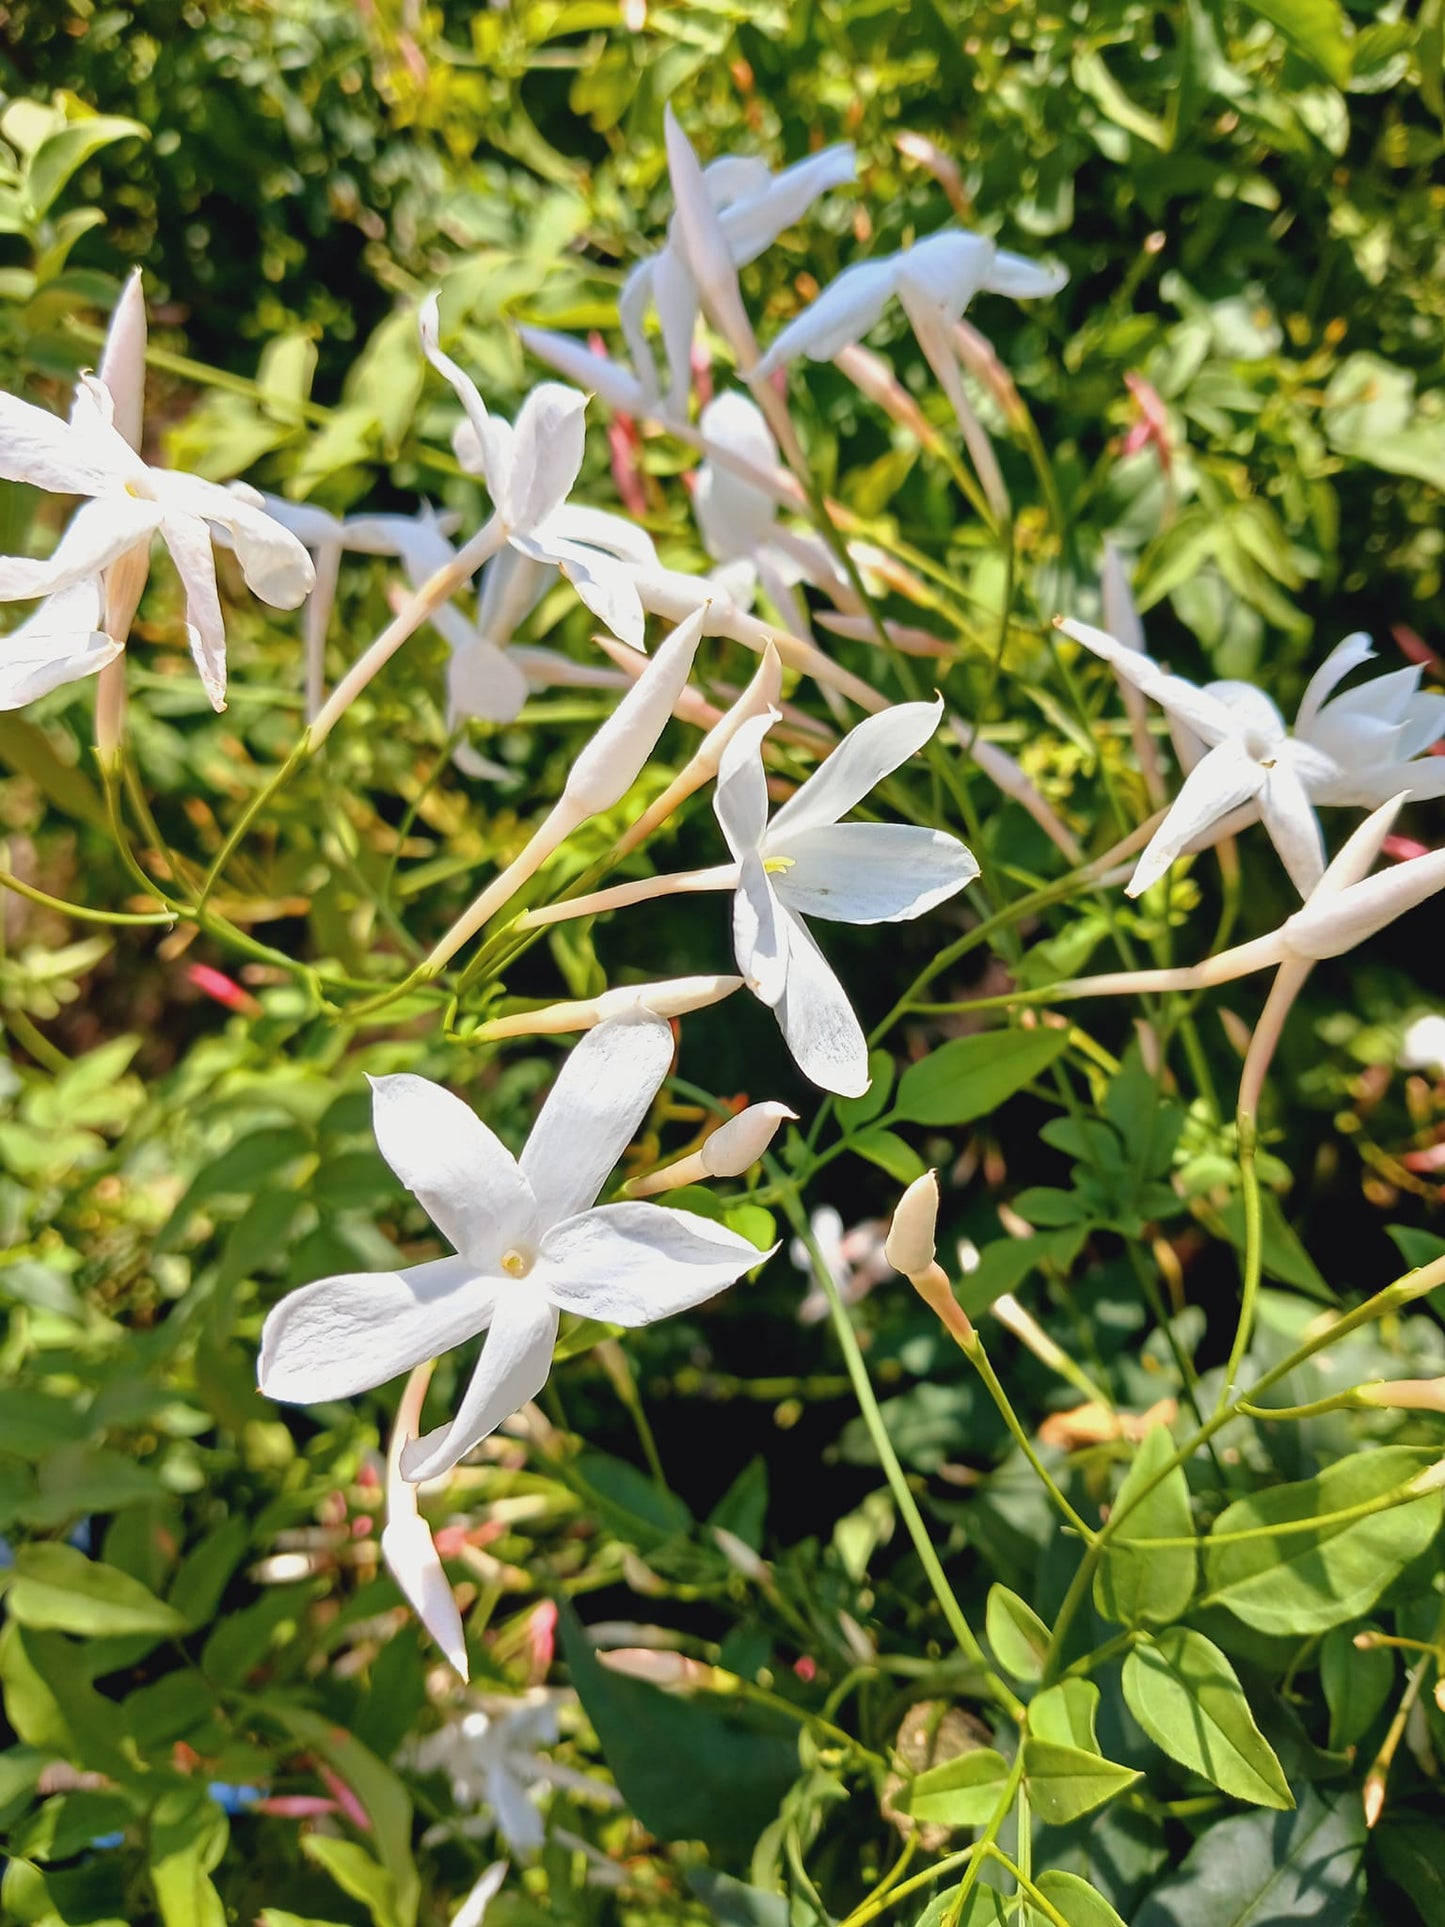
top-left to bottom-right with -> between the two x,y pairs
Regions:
305,543 -> 342,722
1237,957 -> 1313,1121
308,514 -> 506,748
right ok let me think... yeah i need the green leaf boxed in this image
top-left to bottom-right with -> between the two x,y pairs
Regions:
836,1050 -> 894,1129
1204,1448 -> 1444,1636
898,1747 -> 1012,1828
1021,1738 -> 1139,1825
1134,1790 -> 1365,1926
1216,1190 -> 1331,1299
574,1450 -> 691,1546
26,116 -> 148,218
1319,1625 -> 1394,1751
148,1783 -> 227,1927
1028,1679 -> 1101,1752
958,1227 -> 1085,1319
1093,1425 -> 1196,1628
894,1028 -> 1072,1127
986,1585 -> 1050,1682
850,1126 -> 926,1184
1236,0 -> 1353,86
1375,1820 -> 1445,1927
267,1708 -> 418,1927
1034,1871 -> 1127,1927
301,1838 -> 398,1927
7,1544 -> 186,1638
557,1597 -> 797,1859
1122,1628 -> 1293,1808
708,1458 -> 769,1551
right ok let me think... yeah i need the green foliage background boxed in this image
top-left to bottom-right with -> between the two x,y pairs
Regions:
1,1 -> 1444,1923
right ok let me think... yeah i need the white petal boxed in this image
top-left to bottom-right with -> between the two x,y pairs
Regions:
1259,755 -> 1327,897
754,257 -> 900,374
541,1201 -> 770,1325
775,820 -> 979,924
534,536 -> 647,649
419,293 -> 511,501
720,144 -> 856,268
258,1255 -> 493,1403
488,1762 -> 547,1857
1058,618 -> 1239,746
448,637 -> 531,726
774,912 -> 870,1097
159,510 -> 228,710
1127,739 -> 1266,896
0,392 -> 119,495
476,547 -> 553,644
0,494 -> 160,601
0,579 -> 121,708
369,1073 -> 536,1270
517,324 -> 649,415
982,247 -> 1070,299
1309,794 -> 1407,899
507,383 -> 587,534
1101,541 -> 1144,653
562,605 -> 705,810
258,493 -> 341,547
451,1863 -> 507,1927
542,502 -> 658,568
171,477 -> 316,609
97,270 -> 148,452
400,1289 -> 559,1483
713,707 -> 775,857
617,258 -> 662,401
663,107 -> 750,366
382,1364 -> 468,1679
896,230 -> 996,318
769,696 -> 943,838
694,392 -> 778,562
734,847 -> 789,1005
1294,631 -> 1376,734
521,1009 -> 675,1227
651,243 -> 700,419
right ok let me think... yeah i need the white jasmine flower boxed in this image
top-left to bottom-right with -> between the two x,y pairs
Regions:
793,1207 -> 891,1324
715,699 -> 979,1094
413,1702 -> 559,1857
0,275 -> 313,710
420,297 -> 656,646
1058,622 -> 1445,898
0,578 -> 119,709
258,1010 -> 770,1481
753,227 -> 1066,379
621,126 -> 855,414
380,1361 -> 468,1681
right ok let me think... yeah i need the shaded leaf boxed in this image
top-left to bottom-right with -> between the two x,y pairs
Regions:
1122,1628 -> 1292,1808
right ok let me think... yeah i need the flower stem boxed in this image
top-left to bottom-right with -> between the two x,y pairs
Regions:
1219,1107 -> 1263,1413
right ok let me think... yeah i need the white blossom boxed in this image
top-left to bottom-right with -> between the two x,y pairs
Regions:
0,274 -> 313,710
258,1011 -> 770,1482
792,1207 -> 891,1324
1059,622 -> 1445,897
380,1362 -> 468,1680
714,699 -> 978,1094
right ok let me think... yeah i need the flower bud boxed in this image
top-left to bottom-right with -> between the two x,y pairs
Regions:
1357,1378 -> 1445,1415
563,606 -> 706,814
885,1170 -> 940,1278
701,1101 -> 796,1176
516,324 -> 650,416
475,974 -> 742,1043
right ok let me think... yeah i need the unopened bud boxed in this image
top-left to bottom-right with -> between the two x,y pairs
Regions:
713,1526 -> 767,1582
626,1098 -> 794,1196
476,973 -> 742,1042
1356,1378 -> 1445,1416
885,1170 -> 940,1278
1363,1769 -> 1386,1831
517,324 -> 650,416
563,606 -> 706,813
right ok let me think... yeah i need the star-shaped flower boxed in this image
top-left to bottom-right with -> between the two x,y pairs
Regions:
412,1701 -> 559,1857
1059,621 -> 1445,897
420,298 -> 657,647
0,274 -> 313,710
714,699 -> 979,1095
753,227 -> 1066,380
258,1011 -> 770,1482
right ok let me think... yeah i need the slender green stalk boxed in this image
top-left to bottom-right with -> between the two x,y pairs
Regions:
1219,1109 -> 1262,1411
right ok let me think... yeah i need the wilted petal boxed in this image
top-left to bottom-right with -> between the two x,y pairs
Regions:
0,579 -> 121,709
507,384 -> 588,534
776,820 -> 979,923
259,1254 -> 493,1404
160,510 -> 229,710
775,912 -> 870,1097
713,707 -> 775,856
1127,738 -> 1266,896
541,1201 -> 769,1324
381,1363 -> 469,1679
982,247 -> 1069,299
769,695 -> 944,838
369,1073 -> 535,1270
521,1009 -> 675,1227
1258,755 -> 1327,897
0,494 -> 161,602
754,257 -> 900,374
0,392 -> 120,496
734,847 -> 789,1005
401,1288 -> 559,1482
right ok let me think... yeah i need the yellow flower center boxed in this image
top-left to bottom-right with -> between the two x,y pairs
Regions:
500,1248 -> 533,1278
763,855 -> 796,875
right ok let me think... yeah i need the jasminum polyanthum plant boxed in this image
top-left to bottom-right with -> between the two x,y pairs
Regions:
5,72 -> 1445,1927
